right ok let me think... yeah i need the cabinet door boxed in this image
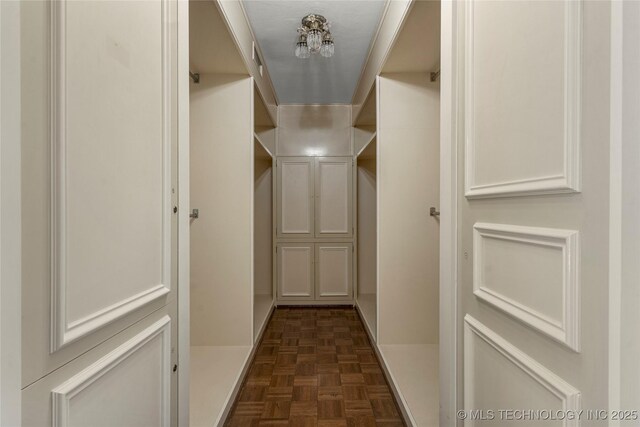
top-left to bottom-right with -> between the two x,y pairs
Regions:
315,243 -> 353,300
277,157 -> 314,239
315,157 -> 353,238
21,0 -> 178,424
277,243 -> 314,300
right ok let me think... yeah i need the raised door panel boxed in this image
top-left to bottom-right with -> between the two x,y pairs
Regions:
464,0 -> 581,198
473,224 -> 579,350
315,243 -> 353,300
51,0 -> 173,351
315,157 -> 353,238
277,243 -> 314,300
22,311 -> 175,427
53,317 -> 171,427
277,157 -> 314,239
464,316 -> 580,425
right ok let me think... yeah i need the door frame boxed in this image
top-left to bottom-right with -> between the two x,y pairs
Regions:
609,0 -> 640,418
0,1 -> 22,425
439,1 -> 459,425
177,0 -> 190,425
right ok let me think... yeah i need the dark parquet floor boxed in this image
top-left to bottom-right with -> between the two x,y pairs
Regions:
225,307 -> 406,427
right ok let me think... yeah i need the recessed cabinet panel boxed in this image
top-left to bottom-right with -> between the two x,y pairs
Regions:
316,243 -> 353,299
315,157 -> 353,238
277,243 -> 314,299
277,158 -> 314,238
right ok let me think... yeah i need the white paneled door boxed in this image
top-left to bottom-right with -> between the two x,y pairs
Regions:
315,243 -> 353,300
276,156 -> 353,240
277,243 -> 315,300
315,157 -> 353,238
277,157 -> 314,239
21,0 -> 179,425
458,0 -> 610,420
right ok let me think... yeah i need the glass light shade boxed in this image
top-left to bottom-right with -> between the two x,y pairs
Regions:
320,40 -> 334,58
298,42 -> 310,58
307,29 -> 322,51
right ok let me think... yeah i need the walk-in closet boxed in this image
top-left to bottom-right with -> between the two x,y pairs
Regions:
185,1 -> 439,425
353,2 -> 441,424
188,0 -> 440,424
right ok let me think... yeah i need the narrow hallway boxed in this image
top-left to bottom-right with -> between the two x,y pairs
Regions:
226,308 -> 405,426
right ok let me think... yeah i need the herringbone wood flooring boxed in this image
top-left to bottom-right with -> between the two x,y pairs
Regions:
225,307 -> 405,427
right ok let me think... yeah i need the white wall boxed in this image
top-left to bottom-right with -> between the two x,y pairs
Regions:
377,73 -> 440,345
277,105 -> 352,156
357,160 -> 376,296
254,158 -> 272,296
619,0 -> 640,412
190,74 -> 253,346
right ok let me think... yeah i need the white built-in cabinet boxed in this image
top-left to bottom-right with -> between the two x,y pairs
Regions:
276,242 -> 354,302
277,243 -> 314,299
276,157 -> 354,303
277,158 -> 315,238
315,158 -> 353,238
277,157 -> 353,239
315,243 -> 353,299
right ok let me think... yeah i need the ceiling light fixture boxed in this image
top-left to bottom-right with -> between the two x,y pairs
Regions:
295,14 -> 334,59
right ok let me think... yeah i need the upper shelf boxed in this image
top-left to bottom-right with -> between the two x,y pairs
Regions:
254,84 -> 276,129
189,1 -> 246,75
353,84 -> 377,128
351,0 -> 441,119
254,133 -> 274,160
356,134 -> 377,160
382,1 -> 441,74
190,0 -> 278,125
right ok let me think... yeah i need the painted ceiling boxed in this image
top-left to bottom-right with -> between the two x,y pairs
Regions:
243,0 -> 386,104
